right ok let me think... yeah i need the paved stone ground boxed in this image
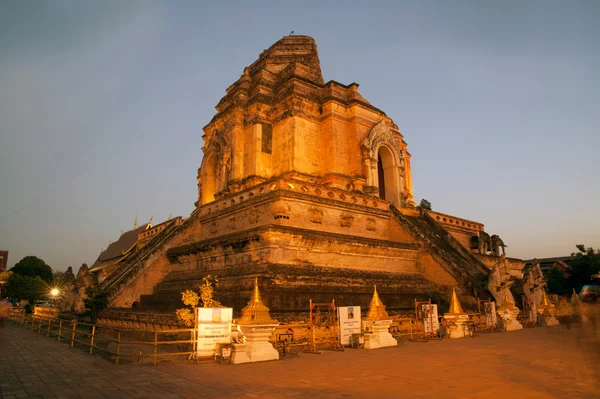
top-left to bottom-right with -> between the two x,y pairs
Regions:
1,323 -> 598,399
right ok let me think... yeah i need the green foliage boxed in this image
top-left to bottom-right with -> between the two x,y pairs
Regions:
6,273 -> 47,301
83,286 -> 109,323
568,245 -> 600,293
419,199 -> 432,211
547,267 -> 569,296
10,256 -> 52,282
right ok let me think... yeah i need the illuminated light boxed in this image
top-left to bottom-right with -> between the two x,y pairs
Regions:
288,183 -> 294,190
270,184 -> 276,191
50,288 -> 60,297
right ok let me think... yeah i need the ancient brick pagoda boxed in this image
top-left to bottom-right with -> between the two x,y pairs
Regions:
101,35 -> 523,314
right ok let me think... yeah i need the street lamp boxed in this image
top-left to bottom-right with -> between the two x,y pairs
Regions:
49,288 -> 61,306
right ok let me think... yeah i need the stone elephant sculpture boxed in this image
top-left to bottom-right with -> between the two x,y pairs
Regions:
490,235 -> 507,257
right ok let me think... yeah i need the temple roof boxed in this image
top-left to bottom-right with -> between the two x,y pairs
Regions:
89,225 -> 148,272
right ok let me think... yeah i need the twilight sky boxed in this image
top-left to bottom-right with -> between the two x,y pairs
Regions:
1,1 -> 598,271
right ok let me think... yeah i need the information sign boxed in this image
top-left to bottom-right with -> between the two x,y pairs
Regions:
197,308 -> 233,357
337,306 -> 362,346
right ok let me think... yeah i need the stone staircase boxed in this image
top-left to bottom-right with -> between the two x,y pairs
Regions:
389,204 -> 489,288
101,217 -> 184,301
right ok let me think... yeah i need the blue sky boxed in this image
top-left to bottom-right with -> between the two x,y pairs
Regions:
1,1 -> 598,271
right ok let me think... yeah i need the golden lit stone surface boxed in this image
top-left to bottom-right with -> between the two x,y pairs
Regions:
447,287 -> 465,315
365,286 -> 391,321
237,278 -> 277,325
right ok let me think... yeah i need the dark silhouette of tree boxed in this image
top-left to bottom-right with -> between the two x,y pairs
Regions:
547,267 -> 569,295
83,286 -> 109,323
568,245 -> 600,293
10,256 -> 52,282
6,274 -> 46,302
419,199 -> 432,211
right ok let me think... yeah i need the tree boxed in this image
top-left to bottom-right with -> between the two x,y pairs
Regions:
419,199 -> 432,211
568,245 -> 600,293
547,267 -> 569,296
83,286 -> 109,323
10,256 -> 52,282
6,273 -> 47,302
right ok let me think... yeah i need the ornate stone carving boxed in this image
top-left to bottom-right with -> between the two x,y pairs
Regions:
361,120 -> 403,164
522,258 -> 546,320
248,207 -> 260,224
340,213 -> 354,228
490,234 -> 507,257
366,217 -> 376,232
308,207 -> 323,224
487,255 -> 515,305
228,216 -> 237,231
271,202 -> 291,219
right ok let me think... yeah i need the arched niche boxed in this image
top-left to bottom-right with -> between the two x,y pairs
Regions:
362,120 -> 405,207
200,153 -> 217,204
377,146 -> 397,202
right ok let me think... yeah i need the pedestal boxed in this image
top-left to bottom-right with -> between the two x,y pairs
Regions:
363,320 -> 397,349
443,314 -> 469,339
231,324 -> 279,364
500,309 -> 523,331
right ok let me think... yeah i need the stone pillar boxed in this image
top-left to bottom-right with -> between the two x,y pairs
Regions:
231,278 -> 279,364
362,286 -> 397,350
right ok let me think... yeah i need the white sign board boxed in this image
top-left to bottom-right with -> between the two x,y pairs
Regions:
197,308 -> 233,357
420,304 -> 439,334
337,306 -> 362,346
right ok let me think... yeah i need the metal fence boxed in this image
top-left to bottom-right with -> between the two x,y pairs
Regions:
8,312 -> 197,366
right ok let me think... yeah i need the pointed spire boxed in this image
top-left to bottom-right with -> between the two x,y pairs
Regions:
365,285 -> 391,320
237,278 -> 277,325
147,216 -> 153,229
370,285 -> 383,307
498,290 -> 517,311
133,215 -> 138,230
250,277 -> 261,303
168,213 -> 172,220
540,291 -> 552,308
448,287 -> 465,314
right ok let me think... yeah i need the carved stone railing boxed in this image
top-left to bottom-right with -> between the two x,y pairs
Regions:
200,175 -> 386,221
421,212 -> 490,275
389,205 -> 487,288
102,218 -> 184,300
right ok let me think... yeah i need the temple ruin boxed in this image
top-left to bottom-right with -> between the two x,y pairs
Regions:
97,35 -> 525,315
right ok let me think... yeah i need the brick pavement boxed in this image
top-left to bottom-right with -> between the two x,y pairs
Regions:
1,323 -> 598,398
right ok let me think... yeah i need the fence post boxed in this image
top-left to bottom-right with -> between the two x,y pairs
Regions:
58,320 -> 63,342
71,322 -> 76,348
153,330 -> 158,366
89,325 -> 96,355
115,330 -> 121,365
38,318 -> 42,334
47,319 -> 52,337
